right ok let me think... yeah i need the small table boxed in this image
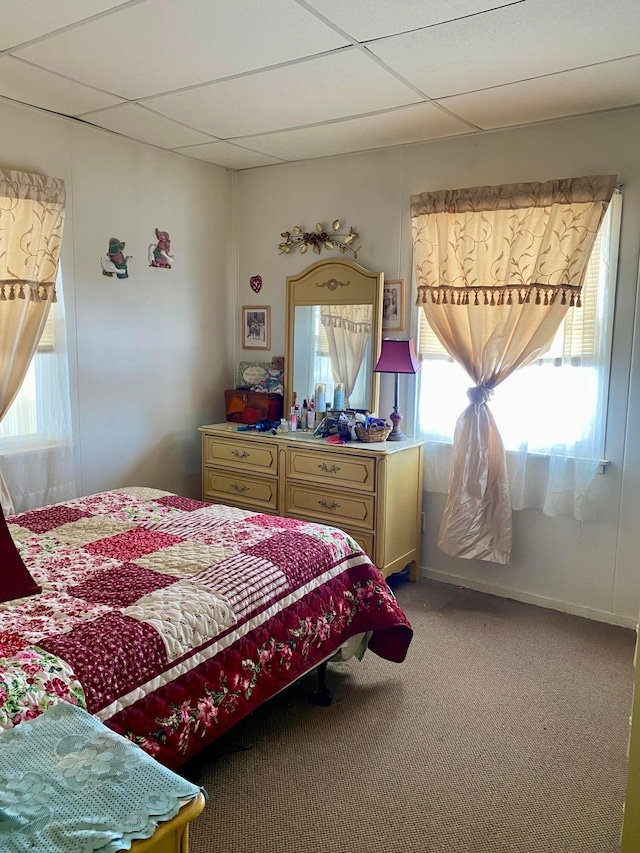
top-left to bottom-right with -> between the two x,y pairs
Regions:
0,701 -> 205,853
127,792 -> 205,853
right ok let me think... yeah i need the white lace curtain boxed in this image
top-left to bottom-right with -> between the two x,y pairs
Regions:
411,175 -> 617,564
0,168 -> 73,514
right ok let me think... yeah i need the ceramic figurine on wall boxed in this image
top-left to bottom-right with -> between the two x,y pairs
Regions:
101,237 -> 131,279
148,228 -> 174,268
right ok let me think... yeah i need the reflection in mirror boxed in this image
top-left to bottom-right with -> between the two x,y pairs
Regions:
285,258 -> 384,416
293,304 -> 373,411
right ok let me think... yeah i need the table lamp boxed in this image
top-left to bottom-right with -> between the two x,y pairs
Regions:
373,338 -> 420,441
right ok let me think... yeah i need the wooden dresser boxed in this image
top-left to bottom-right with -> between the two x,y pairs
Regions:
199,423 -> 424,581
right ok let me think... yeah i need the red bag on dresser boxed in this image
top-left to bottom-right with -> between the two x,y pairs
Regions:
224,390 -> 283,424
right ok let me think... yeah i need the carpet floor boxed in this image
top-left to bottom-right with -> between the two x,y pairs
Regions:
188,578 -> 635,853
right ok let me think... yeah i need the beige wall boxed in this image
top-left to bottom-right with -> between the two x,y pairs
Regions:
237,106 -> 640,626
0,96 -> 234,501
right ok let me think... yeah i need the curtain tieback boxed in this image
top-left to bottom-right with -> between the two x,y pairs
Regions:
467,384 -> 493,406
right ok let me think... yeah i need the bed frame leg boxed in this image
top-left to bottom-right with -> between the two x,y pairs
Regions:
310,660 -> 332,706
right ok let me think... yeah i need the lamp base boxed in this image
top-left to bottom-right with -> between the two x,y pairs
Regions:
387,409 -> 407,441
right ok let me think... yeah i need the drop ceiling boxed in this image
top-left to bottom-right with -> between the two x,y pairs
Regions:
2,0 -> 640,171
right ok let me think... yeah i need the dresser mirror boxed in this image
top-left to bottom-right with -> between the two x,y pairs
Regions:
284,258 -> 384,415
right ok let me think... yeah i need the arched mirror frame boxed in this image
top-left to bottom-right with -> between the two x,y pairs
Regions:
284,257 -> 384,415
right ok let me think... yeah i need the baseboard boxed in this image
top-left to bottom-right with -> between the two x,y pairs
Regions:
421,566 -> 638,630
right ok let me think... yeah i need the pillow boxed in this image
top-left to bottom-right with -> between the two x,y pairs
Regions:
251,368 -> 284,394
235,361 -> 271,389
0,503 -> 41,603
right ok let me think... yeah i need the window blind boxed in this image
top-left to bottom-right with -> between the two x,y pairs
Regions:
37,307 -> 55,351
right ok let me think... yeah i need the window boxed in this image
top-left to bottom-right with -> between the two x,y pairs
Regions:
416,190 -> 621,459
0,297 -> 66,450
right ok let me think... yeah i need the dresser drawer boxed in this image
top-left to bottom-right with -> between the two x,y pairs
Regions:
204,468 -> 278,511
200,424 -> 423,584
285,483 -> 375,530
287,447 -> 375,493
203,434 -> 278,475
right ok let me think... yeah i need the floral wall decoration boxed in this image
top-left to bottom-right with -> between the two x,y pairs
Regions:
250,274 -> 262,293
148,228 -> 174,268
278,220 -> 360,258
100,238 -> 131,279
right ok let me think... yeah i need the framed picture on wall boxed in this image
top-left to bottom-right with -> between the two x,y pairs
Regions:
382,279 -> 405,332
241,305 -> 271,350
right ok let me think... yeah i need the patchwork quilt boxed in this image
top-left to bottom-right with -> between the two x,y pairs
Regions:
1,488 -> 412,768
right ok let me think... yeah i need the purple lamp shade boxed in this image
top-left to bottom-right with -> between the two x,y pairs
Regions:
373,339 -> 420,441
373,338 -> 420,375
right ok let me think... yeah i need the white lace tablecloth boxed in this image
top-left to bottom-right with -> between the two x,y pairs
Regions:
0,701 -> 203,852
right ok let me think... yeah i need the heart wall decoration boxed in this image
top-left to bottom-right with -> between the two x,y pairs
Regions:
250,275 -> 262,294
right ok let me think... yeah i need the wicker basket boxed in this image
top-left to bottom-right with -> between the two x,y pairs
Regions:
354,424 -> 392,443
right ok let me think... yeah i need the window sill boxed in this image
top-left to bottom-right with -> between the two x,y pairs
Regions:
422,439 -> 610,474
0,439 -> 63,457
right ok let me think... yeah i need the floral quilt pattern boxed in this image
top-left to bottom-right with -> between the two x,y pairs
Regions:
0,648 -> 85,730
2,488 -> 412,768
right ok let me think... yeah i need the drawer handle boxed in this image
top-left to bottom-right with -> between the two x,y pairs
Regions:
231,449 -> 250,458
318,462 -> 341,473
231,483 -> 249,492
318,499 -> 340,510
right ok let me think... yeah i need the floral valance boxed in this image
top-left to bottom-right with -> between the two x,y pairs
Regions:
0,281 -> 57,302
419,283 -> 583,307
0,169 -> 66,294
411,175 -> 617,307
320,304 -> 372,335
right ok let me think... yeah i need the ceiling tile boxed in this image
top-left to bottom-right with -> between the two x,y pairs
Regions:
0,56 -> 123,114
80,103 -> 215,148
145,49 -> 420,139
0,1 -> 131,50
307,0 -> 517,42
440,56 -> 640,129
176,142 -> 285,170
11,0 -> 350,100
4,0 -> 640,168
232,103 -> 473,163
368,0 -> 640,98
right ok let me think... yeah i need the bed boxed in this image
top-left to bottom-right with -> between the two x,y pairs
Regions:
0,487 -> 412,769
